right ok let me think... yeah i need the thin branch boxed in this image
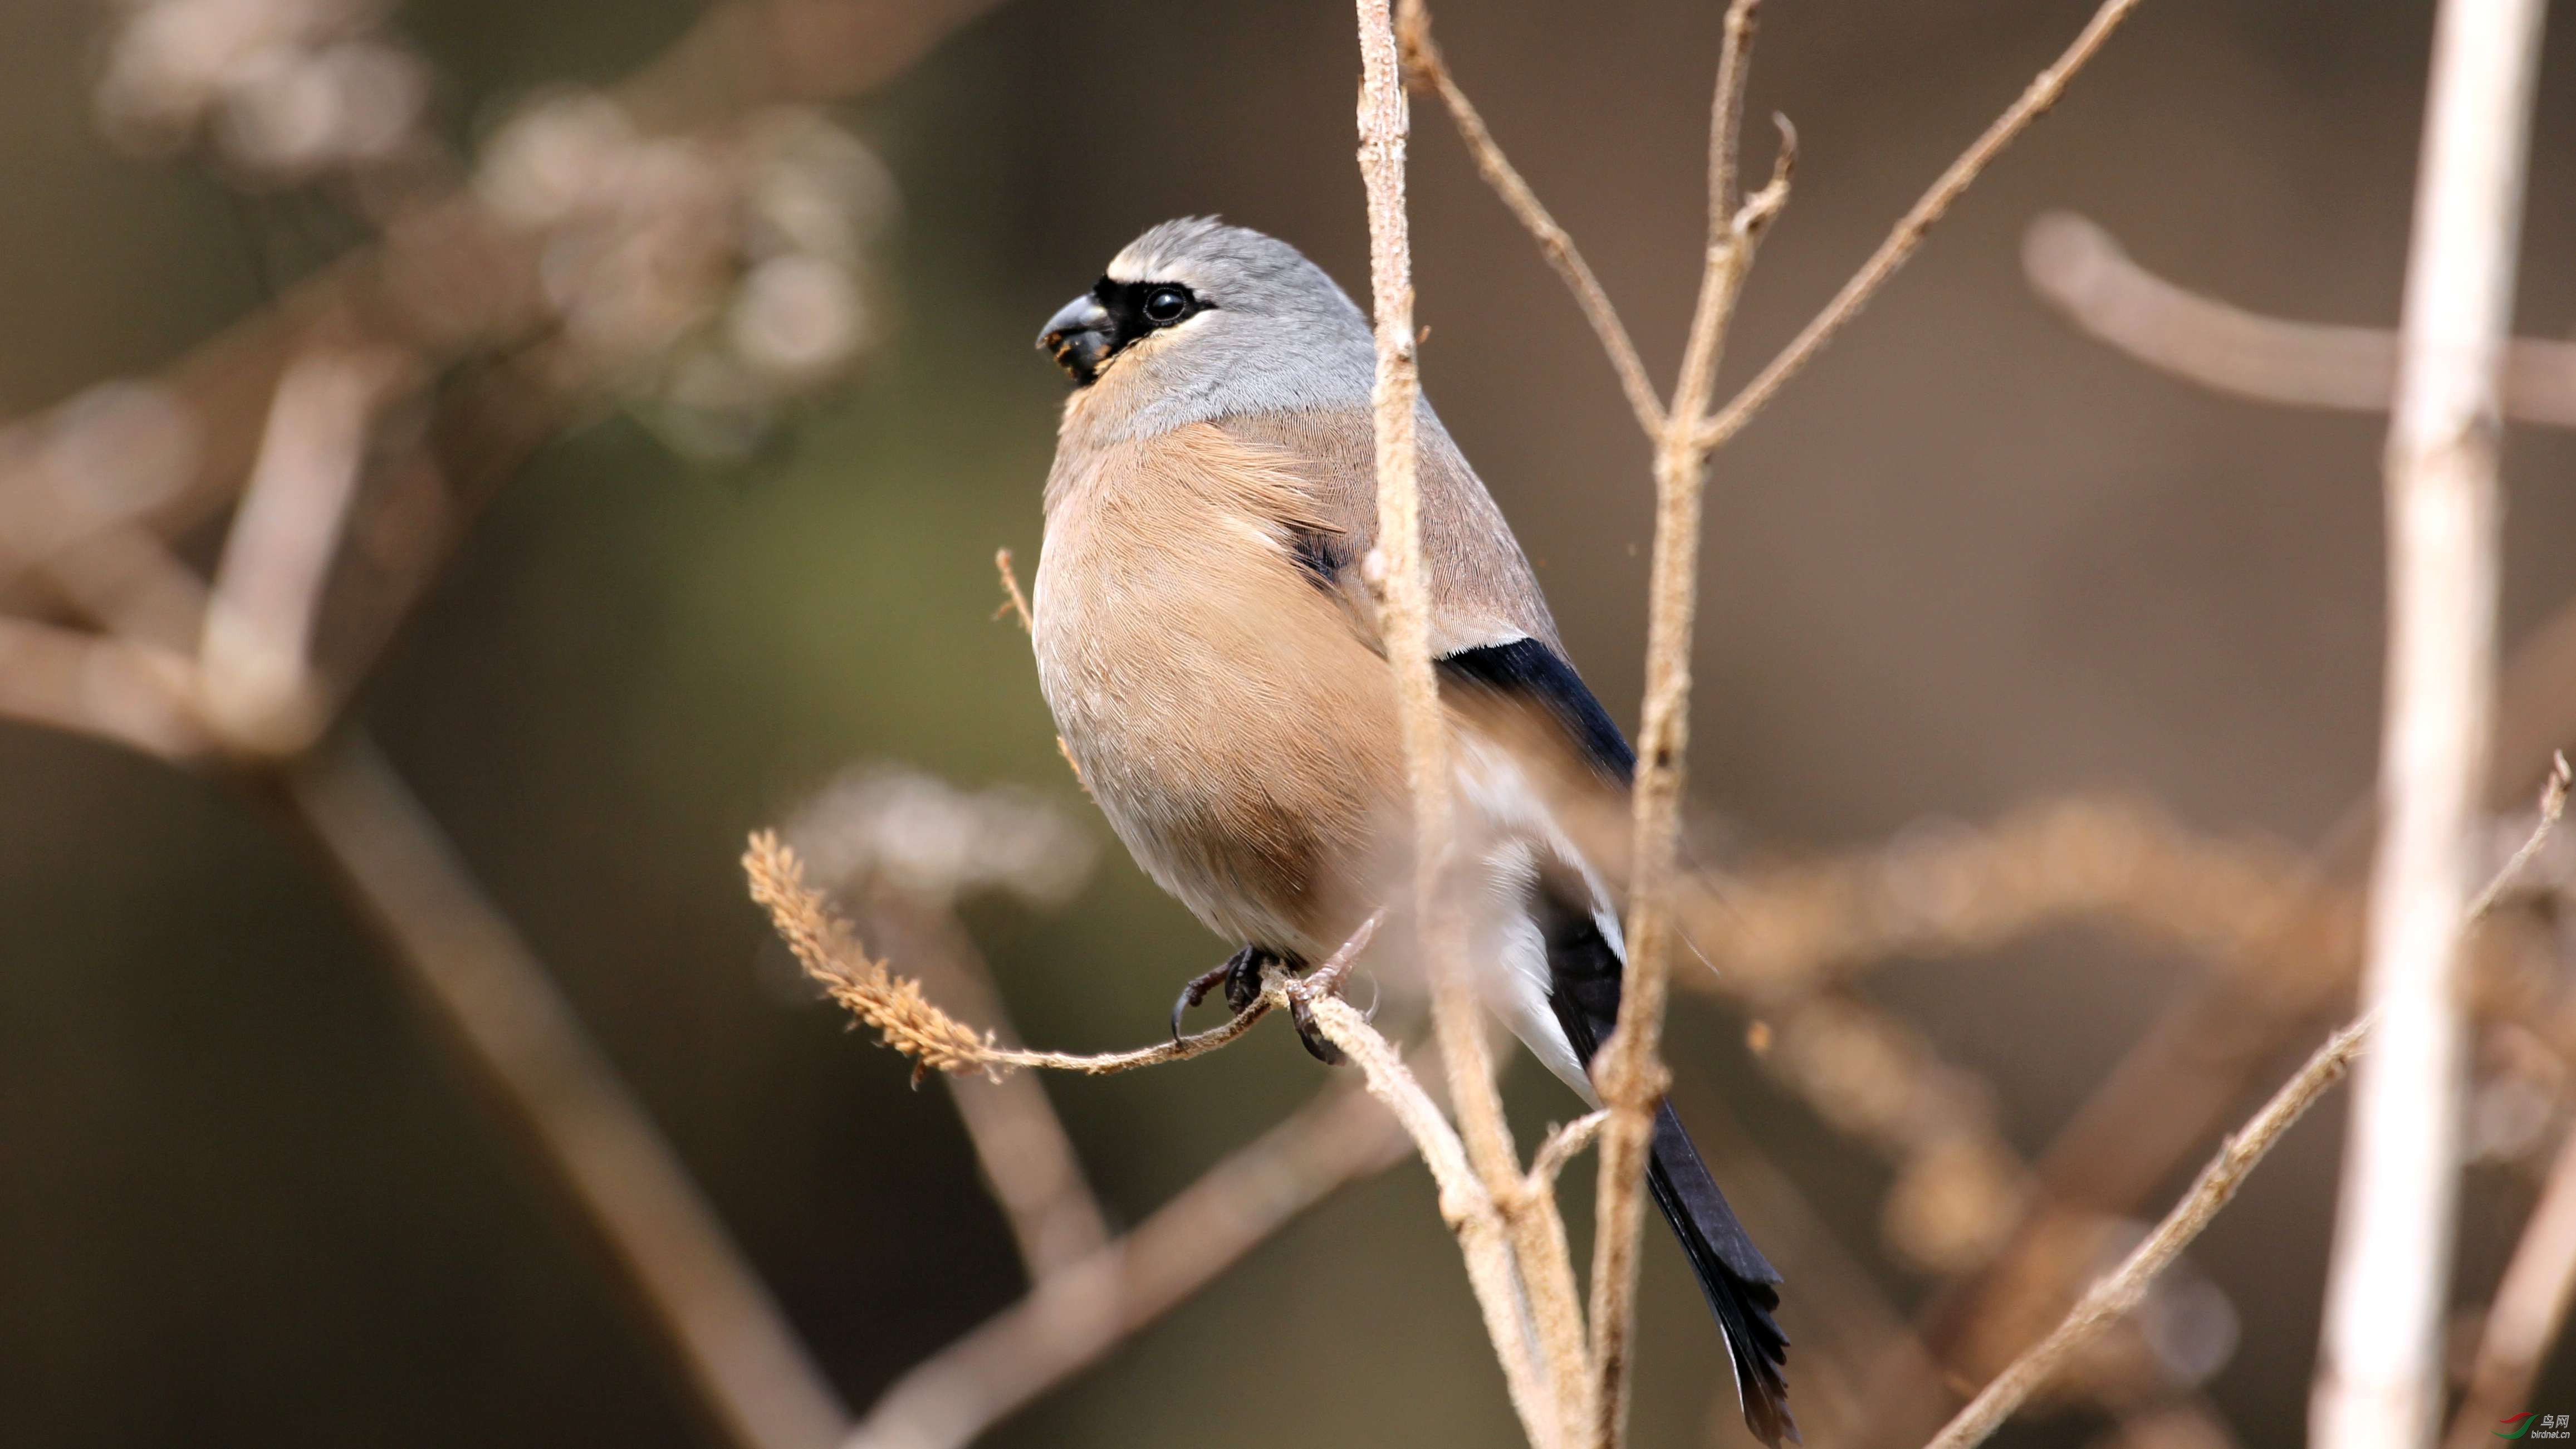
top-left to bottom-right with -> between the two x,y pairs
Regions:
1588,7 -> 1779,1441
1922,1016 -> 2371,1449
1678,792 -> 2345,1002
1695,0 -> 2147,453
2024,212 -> 2576,427
0,615 -> 212,762
2314,0 -> 2545,1441
1303,992 -> 1559,1442
2465,751 -> 2572,923
1527,1111 -> 1610,1196
285,736 -> 849,1449
854,887 -> 1110,1281
992,547 -> 1034,630
1397,0 -> 1666,435
1703,0 -> 1762,231
2443,1124 -> 2576,1449
1356,4 -> 1584,1445
746,830 -> 1277,1078
200,349 -> 412,756
841,1080 -> 1408,1449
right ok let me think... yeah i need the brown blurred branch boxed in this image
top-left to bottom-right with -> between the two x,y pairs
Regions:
2445,1124 -> 2576,1449
991,547 -> 1034,631
2024,212 -> 2576,427
1686,794 -> 2351,1006
283,735 -> 849,1449
1923,1016 -> 2369,1449
201,348 -> 416,755
842,1080 -> 1407,1449
0,6 -> 1012,1447
850,885 -> 1110,1281
1695,0 -> 2144,453
0,615 -> 211,761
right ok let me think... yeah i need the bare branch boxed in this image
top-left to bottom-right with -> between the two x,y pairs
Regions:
843,1081 -> 1407,1449
1397,1 -> 1666,435
745,831 -> 1276,1078
854,887 -> 1110,1281
2024,212 -> 2576,427
288,736 -> 850,1449
201,349 -> 414,756
1357,4 -> 1593,1443
2314,0 -> 2545,1441
1696,0 -> 2147,453
1588,7 -> 1777,1439
1527,1111 -> 1610,1196
1302,992 -> 1559,1441
2465,751 -> 2571,923
0,615 -> 211,762
2443,1124 -> 2576,1449
992,547 -> 1034,631
1923,1016 -> 2370,1449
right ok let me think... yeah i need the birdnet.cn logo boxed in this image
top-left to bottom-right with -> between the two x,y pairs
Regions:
2497,1413 -> 2572,1440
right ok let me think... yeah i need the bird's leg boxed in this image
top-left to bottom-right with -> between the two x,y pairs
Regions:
1171,944 -> 1280,1038
1221,945 -> 1275,1015
1170,944 -> 1344,1065
1168,952 -> 1248,1041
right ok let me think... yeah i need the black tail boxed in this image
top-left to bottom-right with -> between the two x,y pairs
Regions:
1647,1102 -> 1795,1445
1536,880 -> 1796,1446
1440,636 -> 1793,1442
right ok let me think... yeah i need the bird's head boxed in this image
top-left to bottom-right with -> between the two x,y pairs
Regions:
1037,218 -> 1378,431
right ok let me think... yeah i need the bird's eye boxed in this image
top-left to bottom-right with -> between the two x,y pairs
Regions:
1142,286 -> 1192,325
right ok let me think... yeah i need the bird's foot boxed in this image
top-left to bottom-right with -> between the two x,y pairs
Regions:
1168,956 -> 1240,1041
1169,945 -> 1344,1066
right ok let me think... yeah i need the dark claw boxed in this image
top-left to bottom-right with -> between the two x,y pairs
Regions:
1170,961 -> 1232,1041
1290,997 -> 1346,1065
1174,944 -> 1345,1065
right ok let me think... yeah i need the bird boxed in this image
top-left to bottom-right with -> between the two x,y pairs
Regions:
1028,217 -> 1793,1445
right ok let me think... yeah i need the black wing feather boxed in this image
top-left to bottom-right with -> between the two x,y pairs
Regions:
1437,637 -> 1636,785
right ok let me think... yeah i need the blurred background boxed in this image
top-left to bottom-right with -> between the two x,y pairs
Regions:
5,0 -> 2576,1445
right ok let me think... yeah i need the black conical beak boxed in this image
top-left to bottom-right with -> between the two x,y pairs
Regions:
1039,295 -> 1114,385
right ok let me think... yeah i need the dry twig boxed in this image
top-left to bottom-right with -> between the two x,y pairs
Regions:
843,1080 -> 1408,1449
1695,0 -> 2146,453
291,737 -> 850,1449
1922,1016 -> 2371,1449
992,547 -> 1034,630
2313,1 -> 2546,1441
1395,1 -> 1664,435
1355,4 -> 1593,1440
745,830 -> 1281,1078
2445,1124 -> 2576,1449
2023,213 -> 2576,427
1590,7 -> 1785,1440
